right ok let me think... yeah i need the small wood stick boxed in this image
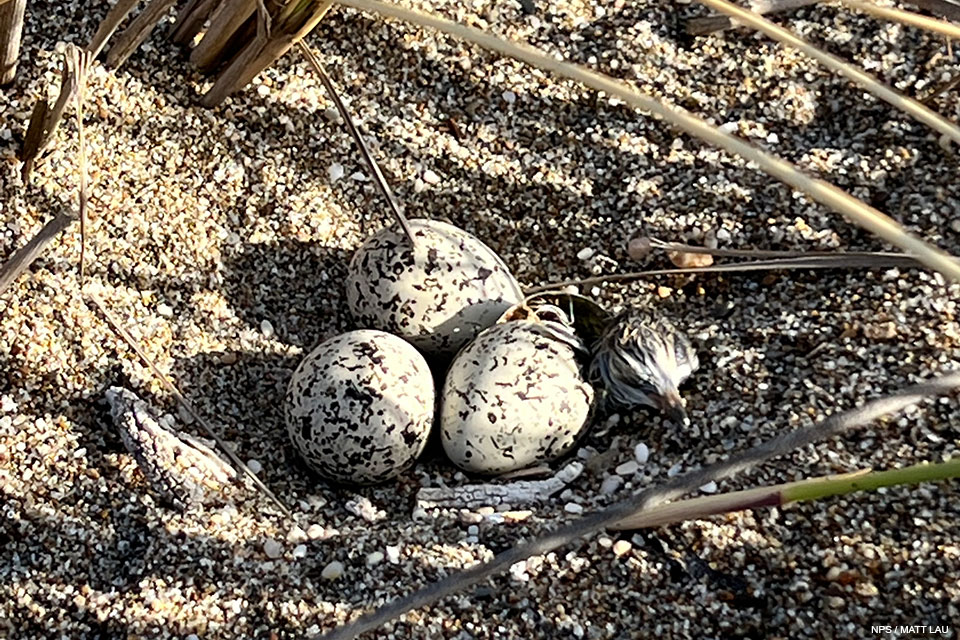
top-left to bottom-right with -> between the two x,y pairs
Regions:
85,292 -> 293,519
87,0 -> 142,59
170,0 -> 223,45
105,0 -> 177,68
72,46 -> 91,283
416,462 -> 583,510
0,0 -> 26,84
0,212 -> 76,297
687,0 -> 816,34
19,50 -> 81,180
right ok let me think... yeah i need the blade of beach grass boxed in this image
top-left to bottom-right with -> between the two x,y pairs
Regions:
189,0 -> 257,70
0,212 -> 76,298
641,237 -> 923,260
85,292 -> 294,519
334,0 -> 960,282
698,0 -> 960,146
908,0 -> 960,22
524,253 -> 929,294
298,41 -> 417,247
313,371 -> 960,640
686,0 -> 817,35
839,0 -> 960,40
170,0 -> 223,45
611,459 -> 960,530
72,46 -> 91,283
0,0 -> 26,84
88,0 -> 142,59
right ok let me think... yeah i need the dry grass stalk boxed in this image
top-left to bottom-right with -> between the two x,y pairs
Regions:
0,212 -> 76,297
840,0 -> 960,39
699,0 -> 960,146
315,372 -> 960,640
337,0 -> 960,282
0,0 -> 26,84
73,47 -> 91,281
189,0 -> 258,69
202,0 -> 334,106
88,0 -> 142,58
19,47 -> 86,179
687,0 -> 816,35
170,0 -> 224,45
105,0 -> 177,68
909,0 -> 960,22
85,292 -> 293,519
298,41 -> 417,246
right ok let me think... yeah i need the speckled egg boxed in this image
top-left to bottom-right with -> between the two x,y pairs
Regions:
440,320 -> 595,475
285,330 -> 435,485
346,219 -> 524,358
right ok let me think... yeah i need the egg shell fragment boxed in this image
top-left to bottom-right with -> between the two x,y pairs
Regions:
285,330 -> 434,485
346,219 -> 524,358
441,321 -> 595,475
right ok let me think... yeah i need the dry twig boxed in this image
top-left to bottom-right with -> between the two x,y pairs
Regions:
0,0 -> 25,84
686,0 -> 815,35
105,0 -> 177,68
88,0 -> 142,58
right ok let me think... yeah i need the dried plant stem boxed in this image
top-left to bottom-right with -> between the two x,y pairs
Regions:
699,0 -> 960,146
297,41 -> 417,246
88,0 -> 142,59
170,0 -> 222,45
73,47 -> 90,282
105,0 -> 177,68
611,459 -> 960,530
85,293 -> 293,519
202,0 -> 334,106
908,0 -> 960,22
336,0 -> 960,282
840,0 -> 960,40
189,0 -> 257,69
0,0 -> 26,84
314,372 -> 960,640
0,212 -> 76,297
687,0 -> 816,35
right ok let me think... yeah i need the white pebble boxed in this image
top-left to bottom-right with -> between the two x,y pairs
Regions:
564,502 -> 584,514
576,247 -> 595,261
615,461 -> 640,476
612,540 -> 632,557
350,171 -> 368,181
321,560 -> 344,580
634,443 -> 650,465
502,90 -> 516,104
328,162 -> 344,182
260,319 -> 274,339
667,463 -> 683,478
467,525 -> 479,536
600,475 -> 622,495
422,169 -> 441,184
292,544 -> 308,558
366,551 -> 384,566
385,545 -> 401,564
286,525 -> 307,543
306,524 -> 326,540
718,121 -> 738,134
156,303 -> 174,318
263,539 -> 283,559
700,481 -> 718,493
246,459 -> 263,474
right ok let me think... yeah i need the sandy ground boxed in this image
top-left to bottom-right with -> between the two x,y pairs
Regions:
1,0 -> 959,638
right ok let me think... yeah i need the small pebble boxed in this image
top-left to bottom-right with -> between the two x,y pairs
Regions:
700,481 -> 718,494
634,443 -> 650,465
612,540 -> 632,557
246,459 -> 262,474
667,463 -> 683,478
422,169 -> 441,184
600,475 -> 622,495
321,561 -> 344,580
366,551 -> 384,566
328,163 -> 344,181
156,303 -> 174,318
260,319 -> 274,339
564,502 -> 584,514
615,461 -> 640,476
627,237 -> 652,260
576,247 -> 595,261
263,539 -> 283,559
306,524 -> 326,540
386,545 -> 401,564
292,544 -> 308,558
502,90 -> 516,104
467,525 -> 479,536
286,525 -> 308,544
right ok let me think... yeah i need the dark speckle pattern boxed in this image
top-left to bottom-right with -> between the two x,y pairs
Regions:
284,330 -> 434,485
346,219 -> 523,357
441,321 -> 594,475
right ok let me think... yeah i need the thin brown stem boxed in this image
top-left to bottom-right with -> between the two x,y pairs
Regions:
88,0 -> 142,59
0,212 -> 76,298
0,0 -> 25,84
105,0 -> 178,68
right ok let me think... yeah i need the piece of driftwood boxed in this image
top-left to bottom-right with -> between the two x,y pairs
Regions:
105,0 -> 177,67
316,372 -> 960,640
190,0 -> 257,69
88,0 -> 142,58
416,462 -> 584,510
86,293 -> 293,518
202,0 -> 333,106
687,0 -> 816,35
0,0 -> 26,84
106,386 -> 239,510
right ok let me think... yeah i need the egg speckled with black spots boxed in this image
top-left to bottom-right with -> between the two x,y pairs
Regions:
440,321 -> 595,475
285,330 -> 434,485
346,219 -> 524,358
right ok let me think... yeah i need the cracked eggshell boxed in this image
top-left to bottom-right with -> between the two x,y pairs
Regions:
346,219 -> 523,358
285,330 -> 434,485
440,321 -> 595,475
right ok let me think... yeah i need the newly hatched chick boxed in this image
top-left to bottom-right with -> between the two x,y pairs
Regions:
589,309 -> 699,425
